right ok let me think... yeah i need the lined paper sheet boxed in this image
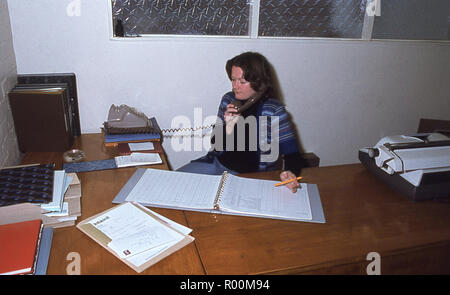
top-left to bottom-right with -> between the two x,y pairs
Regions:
124,169 -> 222,210
219,174 -> 312,220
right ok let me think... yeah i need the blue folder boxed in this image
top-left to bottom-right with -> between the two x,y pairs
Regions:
104,132 -> 160,143
35,227 -> 53,275
63,159 -> 117,173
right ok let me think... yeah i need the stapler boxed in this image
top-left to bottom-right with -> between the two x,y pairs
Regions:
103,104 -> 155,134
359,132 -> 450,201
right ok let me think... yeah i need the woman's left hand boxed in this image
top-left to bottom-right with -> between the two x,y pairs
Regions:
279,170 -> 301,193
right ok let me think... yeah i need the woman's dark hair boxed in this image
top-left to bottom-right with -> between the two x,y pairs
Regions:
226,52 -> 276,100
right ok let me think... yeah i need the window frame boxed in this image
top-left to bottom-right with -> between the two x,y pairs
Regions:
107,0 -> 449,43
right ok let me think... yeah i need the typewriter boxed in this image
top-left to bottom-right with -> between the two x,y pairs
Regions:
359,132 -> 450,201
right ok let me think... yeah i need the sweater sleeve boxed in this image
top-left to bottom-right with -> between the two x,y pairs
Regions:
264,100 -> 300,155
283,152 -> 306,176
258,99 -> 304,172
274,106 -> 305,175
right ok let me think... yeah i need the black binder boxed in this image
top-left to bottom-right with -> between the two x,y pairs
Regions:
17,73 -> 81,136
9,84 -> 74,152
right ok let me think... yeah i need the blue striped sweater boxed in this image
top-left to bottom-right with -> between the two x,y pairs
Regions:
211,91 -> 300,172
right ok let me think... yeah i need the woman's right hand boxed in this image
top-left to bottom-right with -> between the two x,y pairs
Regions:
224,103 -> 240,134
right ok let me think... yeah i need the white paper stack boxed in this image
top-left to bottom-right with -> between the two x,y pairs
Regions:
41,172 -> 82,228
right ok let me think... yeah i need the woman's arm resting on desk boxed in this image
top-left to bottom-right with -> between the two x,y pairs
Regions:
280,152 -> 306,193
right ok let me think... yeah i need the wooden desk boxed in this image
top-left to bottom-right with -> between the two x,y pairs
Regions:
185,165 -> 450,274
21,134 -> 450,275
20,134 -> 205,275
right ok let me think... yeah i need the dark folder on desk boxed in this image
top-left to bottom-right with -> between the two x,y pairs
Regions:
9,84 -> 74,152
17,73 -> 81,136
113,169 -> 326,223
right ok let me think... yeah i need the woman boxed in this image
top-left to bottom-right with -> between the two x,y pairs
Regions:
177,52 -> 305,193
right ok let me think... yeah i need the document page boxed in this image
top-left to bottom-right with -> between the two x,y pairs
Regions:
126,235 -> 185,267
219,174 -> 312,220
115,152 -> 162,168
87,202 -> 185,259
124,206 -> 192,267
129,142 -> 154,151
124,169 -> 222,210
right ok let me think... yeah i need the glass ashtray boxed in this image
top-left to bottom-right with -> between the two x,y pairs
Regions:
63,149 -> 85,163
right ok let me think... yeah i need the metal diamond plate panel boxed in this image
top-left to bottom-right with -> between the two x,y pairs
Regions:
259,0 -> 367,38
112,0 -> 249,36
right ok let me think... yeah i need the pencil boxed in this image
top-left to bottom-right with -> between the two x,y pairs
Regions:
274,176 -> 303,187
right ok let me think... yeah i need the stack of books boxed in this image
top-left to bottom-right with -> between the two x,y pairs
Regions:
8,83 -> 74,152
0,164 -> 82,229
0,219 -> 53,275
103,117 -> 161,148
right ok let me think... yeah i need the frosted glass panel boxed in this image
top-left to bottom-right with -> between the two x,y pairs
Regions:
112,0 -> 249,36
258,0 -> 367,38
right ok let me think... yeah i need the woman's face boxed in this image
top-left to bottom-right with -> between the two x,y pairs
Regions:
231,66 -> 256,100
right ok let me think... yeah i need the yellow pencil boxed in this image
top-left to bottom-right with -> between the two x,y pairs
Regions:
274,176 -> 303,187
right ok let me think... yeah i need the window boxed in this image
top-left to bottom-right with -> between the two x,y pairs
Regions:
258,0 -> 367,38
112,0 -> 249,36
371,0 -> 450,41
111,0 -> 450,41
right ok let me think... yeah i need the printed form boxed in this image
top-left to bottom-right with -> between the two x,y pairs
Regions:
87,202 -> 186,265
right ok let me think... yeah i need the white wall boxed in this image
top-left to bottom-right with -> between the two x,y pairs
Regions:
7,0 -> 450,169
0,0 -> 20,167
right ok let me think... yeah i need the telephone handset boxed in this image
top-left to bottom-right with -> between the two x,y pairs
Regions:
231,85 -> 267,114
231,96 -> 259,114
